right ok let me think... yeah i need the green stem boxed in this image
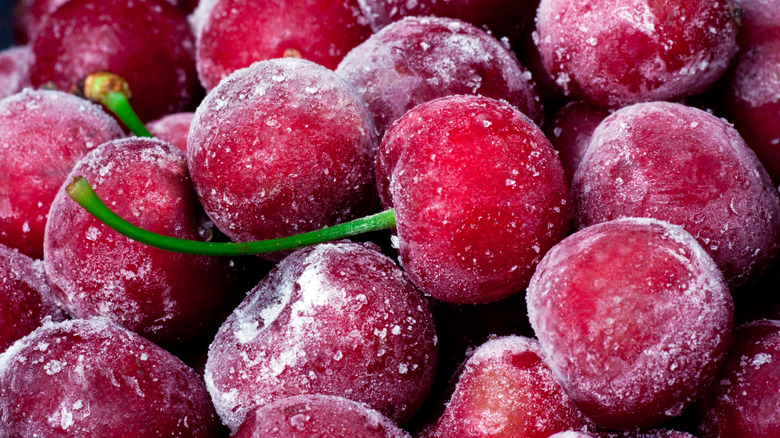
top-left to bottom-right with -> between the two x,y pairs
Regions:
103,91 -> 153,138
81,72 -> 153,138
65,176 -> 396,256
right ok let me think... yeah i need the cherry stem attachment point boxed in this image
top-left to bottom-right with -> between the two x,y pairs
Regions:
80,72 -> 153,138
65,176 -> 397,256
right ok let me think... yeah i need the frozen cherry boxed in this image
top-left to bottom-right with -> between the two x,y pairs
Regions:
543,101 -> 610,185
204,241 -> 438,431
145,112 -> 194,153
44,137 -> 242,348
358,0 -> 539,42
725,38 -> 780,185
233,394 -> 410,438
549,431 -> 695,438
572,101 -> 780,289
698,319 -> 780,437
423,336 -> 595,438
196,0 -> 372,90
377,94 -> 568,304
535,0 -> 739,107
0,317 -> 221,436
0,243 -> 64,353
733,0 -> 780,49
0,45 -> 32,99
336,16 -> 543,135
188,58 -> 379,258
0,88 -> 124,259
30,0 -> 201,122
527,218 -> 734,430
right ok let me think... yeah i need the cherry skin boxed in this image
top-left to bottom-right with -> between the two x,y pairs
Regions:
336,16 -> 543,135
535,0 -> 739,107
377,94 -> 568,304
0,243 -> 65,353
196,0 -> 372,90
145,112 -> 194,153
0,88 -> 124,259
204,241 -> 438,431
188,58 -> 379,260
527,218 -> 734,430
0,318 -> 222,436
422,336 -> 596,438
698,319 -> 780,437
30,0 -> 201,122
0,45 -> 32,99
232,394 -> 411,438
725,38 -> 780,185
572,101 -> 780,290
44,137 -> 243,349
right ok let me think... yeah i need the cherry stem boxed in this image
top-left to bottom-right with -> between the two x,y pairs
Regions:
65,176 -> 397,256
81,72 -> 153,138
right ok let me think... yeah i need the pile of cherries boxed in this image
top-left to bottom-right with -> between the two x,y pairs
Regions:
1,0 -> 779,436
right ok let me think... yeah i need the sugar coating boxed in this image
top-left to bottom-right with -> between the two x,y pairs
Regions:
188,58 -> 379,257
196,0 -> 372,90
527,217 -> 734,430
0,88 -> 124,259
698,319 -> 780,436
30,0 -> 200,122
572,101 -> 780,290
336,16 -> 543,135
378,94 -> 569,304
535,0 -> 738,107
0,243 -> 65,353
0,318 -> 220,436
44,137 -> 239,348
426,336 -> 595,437
0,46 -> 32,99
146,112 -> 194,153
204,242 -> 438,431
726,39 -> 780,185
232,394 -> 410,437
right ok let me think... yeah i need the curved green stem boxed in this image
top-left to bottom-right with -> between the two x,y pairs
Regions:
81,72 -> 153,138
65,176 -> 396,256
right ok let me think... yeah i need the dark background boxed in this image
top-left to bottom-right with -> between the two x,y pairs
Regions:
1,0 -> 15,49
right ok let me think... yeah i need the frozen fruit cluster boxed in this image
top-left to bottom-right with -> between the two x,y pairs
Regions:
0,0 -> 779,436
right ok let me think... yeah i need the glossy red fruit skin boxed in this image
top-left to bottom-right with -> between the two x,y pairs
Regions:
527,218 -> 734,430
0,318 -> 221,437
0,45 -> 32,99
535,0 -> 739,108
572,101 -> 780,290
424,336 -> 595,438
0,243 -> 65,353
336,16 -> 543,135
30,0 -> 201,122
205,241 -> 438,431
0,88 -> 124,259
233,394 -> 411,438
145,112 -> 194,153
188,58 -> 379,259
725,39 -> 780,185
698,319 -> 780,437
377,95 -> 569,304
44,137 -> 242,349
196,0 -> 372,91
543,101 -> 610,186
